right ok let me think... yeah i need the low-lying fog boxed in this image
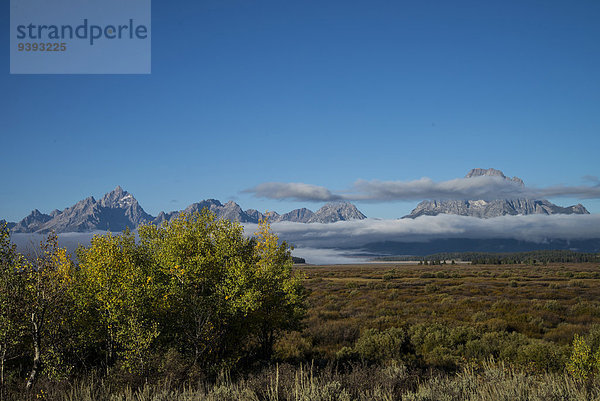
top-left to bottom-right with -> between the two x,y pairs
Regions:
10,214 -> 600,265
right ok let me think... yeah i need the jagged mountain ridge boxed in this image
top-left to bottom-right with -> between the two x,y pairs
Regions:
7,186 -> 367,233
245,203 -> 366,224
308,202 -> 367,223
403,168 -> 589,219
5,170 -> 592,233
154,201 -> 366,225
13,186 -> 156,233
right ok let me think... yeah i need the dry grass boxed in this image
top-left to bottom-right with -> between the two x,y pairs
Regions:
11,361 -> 600,401
294,263 -> 600,358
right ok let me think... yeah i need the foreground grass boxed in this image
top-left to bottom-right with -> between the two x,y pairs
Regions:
8,362 -> 600,401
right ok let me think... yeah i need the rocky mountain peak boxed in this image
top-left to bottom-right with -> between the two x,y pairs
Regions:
465,168 -> 524,186
9,187 -> 153,233
279,208 -> 314,223
80,196 -> 96,205
28,209 -> 44,218
403,169 -> 588,219
99,186 -> 137,208
14,209 -> 53,232
308,201 -> 367,223
465,168 -> 506,178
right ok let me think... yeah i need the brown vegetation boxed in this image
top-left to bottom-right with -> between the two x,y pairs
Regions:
276,262 -> 600,367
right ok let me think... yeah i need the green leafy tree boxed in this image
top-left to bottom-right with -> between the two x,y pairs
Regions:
140,211 -> 254,368
137,210 -> 306,370
0,224 -> 26,387
567,334 -> 594,380
567,328 -> 600,381
76,229 -> 159,375
22,233 -> 75,388
248,217 -> 306,359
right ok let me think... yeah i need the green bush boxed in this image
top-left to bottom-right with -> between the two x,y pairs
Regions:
353,327 -> 413,364
273,331 -> 312,361
566,328 -> 600,381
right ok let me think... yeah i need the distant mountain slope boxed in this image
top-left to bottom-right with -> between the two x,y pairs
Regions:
278,208 -> 314,223
307,202 -> 367,223
12,209 -> 53,232
155,199 -> 259,224
403,168 -> 589,219
6,188 -> 367,233
11,186 -> 154,233
245,203 -> 365,224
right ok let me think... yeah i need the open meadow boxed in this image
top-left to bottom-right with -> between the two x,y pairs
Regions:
293,262 -> 600,362
6,254 -> 600,400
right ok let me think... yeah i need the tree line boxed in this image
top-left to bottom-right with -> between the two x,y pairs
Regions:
376,250 -> 600,265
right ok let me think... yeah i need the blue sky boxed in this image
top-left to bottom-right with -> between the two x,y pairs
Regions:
2,0 -> 599,221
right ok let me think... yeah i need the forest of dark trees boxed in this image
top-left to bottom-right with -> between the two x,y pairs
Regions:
376,250 -> 600,265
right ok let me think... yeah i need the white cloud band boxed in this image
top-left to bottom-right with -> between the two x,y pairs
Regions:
244,214 -> 600,249
244,176 -> 600,202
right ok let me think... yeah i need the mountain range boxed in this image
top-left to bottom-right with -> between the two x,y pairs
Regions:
3,186 -> 367,234
2,168 -> 591,234
402,168 -> 589,219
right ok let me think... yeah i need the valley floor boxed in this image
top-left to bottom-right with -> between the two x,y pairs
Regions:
7,262 -> 600,400
295,262 -> 600,359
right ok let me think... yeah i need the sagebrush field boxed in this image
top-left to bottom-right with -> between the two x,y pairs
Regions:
16,262 -> 600,400
285,262 -> 600,366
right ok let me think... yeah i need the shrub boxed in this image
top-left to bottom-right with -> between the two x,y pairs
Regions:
425,284 -> 440,293
565,327 -> 600,381
566,334 -> 594,380
274,332 -> 312,361
353,327 -> 413,364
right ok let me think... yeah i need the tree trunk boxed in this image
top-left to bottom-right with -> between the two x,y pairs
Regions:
105,309 -> 114,375
260,326 -> 274,360
26,314 -> 42,390
106,328 -> 114,376
1,345 -> 6,387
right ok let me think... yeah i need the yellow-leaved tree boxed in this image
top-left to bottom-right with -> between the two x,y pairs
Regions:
10,209 -> 306,381
137,210 -> 306,371
250,216 -> 306,359
76,229 -> 159,375
22,233 -> 76,388
0,223 -> 25,388
566,327 -> 600,381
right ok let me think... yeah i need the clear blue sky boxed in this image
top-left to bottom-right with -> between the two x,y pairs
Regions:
2,0 -> 599,221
